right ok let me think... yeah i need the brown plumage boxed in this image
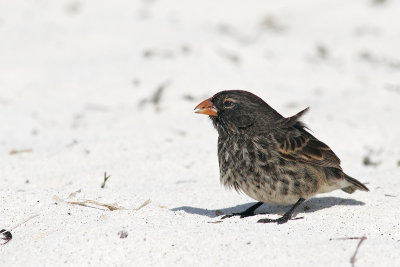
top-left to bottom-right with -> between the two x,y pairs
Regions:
195,90 -> 369,224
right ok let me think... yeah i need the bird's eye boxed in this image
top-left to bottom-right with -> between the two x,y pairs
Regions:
223,100 -> 235,108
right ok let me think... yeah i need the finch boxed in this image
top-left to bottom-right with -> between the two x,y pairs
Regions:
194,90 -> 369,224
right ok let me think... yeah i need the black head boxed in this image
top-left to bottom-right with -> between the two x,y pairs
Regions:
195,90 -> 283,135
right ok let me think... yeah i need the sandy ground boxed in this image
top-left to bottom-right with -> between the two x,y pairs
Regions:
1,0 -> 400,266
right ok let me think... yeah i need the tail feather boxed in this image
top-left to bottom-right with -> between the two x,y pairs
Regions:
342,174 -> 369,194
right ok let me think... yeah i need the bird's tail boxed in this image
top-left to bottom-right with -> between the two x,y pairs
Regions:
342,174 -> 369,194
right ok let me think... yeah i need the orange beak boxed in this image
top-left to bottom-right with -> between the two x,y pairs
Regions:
194,97 -> 218,116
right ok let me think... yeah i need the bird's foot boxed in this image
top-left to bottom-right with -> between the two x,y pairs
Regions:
221,210 -> 256,219
257,198 -> 305,224
257,215 -> 304,224
221,202 -> 264,219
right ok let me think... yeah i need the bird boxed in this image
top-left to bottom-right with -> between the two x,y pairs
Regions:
194,90 -> 369,224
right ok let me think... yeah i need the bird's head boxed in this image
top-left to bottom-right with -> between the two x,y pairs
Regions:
194,90 -> 283,135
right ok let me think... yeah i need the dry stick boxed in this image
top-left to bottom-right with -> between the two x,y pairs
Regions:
350,236 -> 367,267
9,149 -> 33,155
384,194 -> 396,197
54,196 -> 126,211
331,237 -> 363,240
33,229 -> 59,240
101,172 -> 111,188
10,214 -> 39,231
54,195 -> 150,212
68,199 -> 126,211
135,199 -> 151,211
67,189 -> 82,199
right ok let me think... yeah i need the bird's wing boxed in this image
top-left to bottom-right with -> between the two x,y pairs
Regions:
271,108 -> 342,170
274,129 -> 342,170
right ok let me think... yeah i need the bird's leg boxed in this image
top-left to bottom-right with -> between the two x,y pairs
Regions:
221,202 -> 264,219
257,198 -> 305,224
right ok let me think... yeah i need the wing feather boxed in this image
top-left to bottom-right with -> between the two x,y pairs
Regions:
273,108 -> 342,170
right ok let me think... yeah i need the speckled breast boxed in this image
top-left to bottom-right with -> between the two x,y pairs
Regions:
217,135 -> 318,205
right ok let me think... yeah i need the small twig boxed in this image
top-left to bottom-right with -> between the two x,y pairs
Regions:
68,199 -> 125,211
9,149 -> 33,155
101,172 -> 111,188
33,229 -> 59,240
135,199 -> 151,211
350,236 -> 367,267
10,214 -> 39,231
67,189 -> 82,199
55,196 -> 149,212
54,196 -> 126,211
330,237 -> 364,241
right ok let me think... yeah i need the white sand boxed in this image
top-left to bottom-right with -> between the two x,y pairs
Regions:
1,0 -> 400,266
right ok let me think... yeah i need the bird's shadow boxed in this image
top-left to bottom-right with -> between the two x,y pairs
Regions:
171,197 -> 365,218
